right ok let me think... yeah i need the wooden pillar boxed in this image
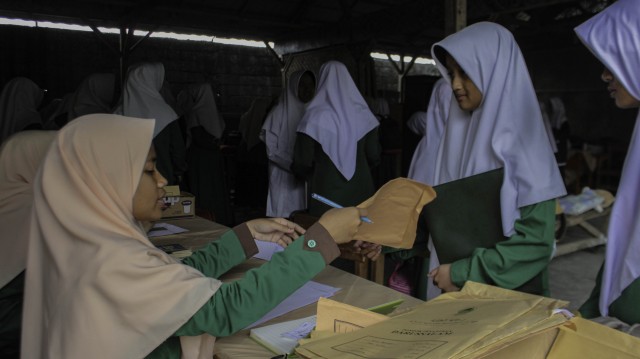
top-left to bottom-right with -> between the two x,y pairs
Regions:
445,0 -> 467,35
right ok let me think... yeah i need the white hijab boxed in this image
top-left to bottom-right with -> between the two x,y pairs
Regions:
261,70 -> 312,168
575,0 -> 640,317
113,63 -> 178,136
296,61 -> 379,180
22,114 -> 221,359
68,73 -> 115,121
0,77 -> 43,144
431,22 -> 566,237
178,83 -> 225,148
408,77 -> 451,184
0,131 -> 55,289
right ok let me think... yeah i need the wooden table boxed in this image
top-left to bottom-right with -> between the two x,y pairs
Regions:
147,216 -> 422,359
150,216 -> 230,250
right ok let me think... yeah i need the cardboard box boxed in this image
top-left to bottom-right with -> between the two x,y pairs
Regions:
161,185 -> 195,219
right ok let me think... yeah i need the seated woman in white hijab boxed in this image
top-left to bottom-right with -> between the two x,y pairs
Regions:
0,131 -> 55,357
292,61 -> 381,217
575,0 -> 640,334
67,73 -> 116,122
260,70 -> 316,218
426,22 -> 566,298
178,83 -> 231,225
114,62 -> 186,186
0,77 -> 44,144
21,114 -> 365,358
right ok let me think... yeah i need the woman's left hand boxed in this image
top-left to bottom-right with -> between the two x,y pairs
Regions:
428,264 -> 460,293
246,218 -> 305,247
352,240 -> 383,261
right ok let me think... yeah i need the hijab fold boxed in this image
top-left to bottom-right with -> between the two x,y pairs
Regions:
431,22 -> 566,237
408,78 -> 451,184
179,83 -> 225,148
0,77 -> 43,143
113,63 -> 178,136
296,61 -> 379,180
22,114 -> 220,358
0,131 -> 55,289
575,0 -> 640,317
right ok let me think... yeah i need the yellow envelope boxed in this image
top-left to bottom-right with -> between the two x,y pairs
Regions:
354,177 -> 436,248
546,317 -> 640,359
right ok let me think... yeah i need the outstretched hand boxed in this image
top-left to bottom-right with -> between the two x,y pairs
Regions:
245,218 -> 305,247
352,240 -> 383,261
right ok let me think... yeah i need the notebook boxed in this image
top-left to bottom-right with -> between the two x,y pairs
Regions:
422,168 -> 505,264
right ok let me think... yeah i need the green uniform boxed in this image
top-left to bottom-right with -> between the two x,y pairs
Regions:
0,272 -> 24,358
580,265 -> 640,325
448,199 -> 556,296
400,199 -> 555,300
291,129 -> 381,217
186,126 -> 232,226
154,121 -> 187,186
146,223 -> 338,359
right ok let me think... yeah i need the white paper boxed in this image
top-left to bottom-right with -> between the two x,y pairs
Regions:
147,222 -> 188,237
245,281 -> 340,329
253,240 -> 285,260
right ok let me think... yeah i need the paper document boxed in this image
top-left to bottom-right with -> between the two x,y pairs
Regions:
147,222 -> 188,237
296,282 -> 569,359
250,315 -> 317,354
245,281 -> 340,329
253,240 -> 284,261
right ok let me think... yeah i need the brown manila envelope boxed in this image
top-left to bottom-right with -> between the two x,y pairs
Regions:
296,282 -> 569,359
354,177 -> 436,249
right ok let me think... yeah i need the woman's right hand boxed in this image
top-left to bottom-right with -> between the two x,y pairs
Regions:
317,207 -> 366,244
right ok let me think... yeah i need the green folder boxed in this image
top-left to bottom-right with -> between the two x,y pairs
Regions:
421,167 -> 543,294
422,168 -> 506,264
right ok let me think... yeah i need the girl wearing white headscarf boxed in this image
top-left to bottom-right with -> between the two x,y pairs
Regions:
261,70 -> 315,217
115,62 -> 186,185
67,72 -> 115,121
0,77 -> 44,144
427,22 -> 566,297
293,61 -> 380,216
179,83 -> 231,225
21,113 -> 361,358
408,77 -> 451,184
575,0 -> 640,330
0,131 -> 55,357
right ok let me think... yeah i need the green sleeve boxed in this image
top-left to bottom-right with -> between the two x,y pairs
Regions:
146,226 -> 338,359
175,235 -> 329,337
291,133 -> 316,179
579,264 -> 603,318
364,128 -> 381,167
180,230 -> 247,278
580,263 -> 640,324
450,199 -> 555,289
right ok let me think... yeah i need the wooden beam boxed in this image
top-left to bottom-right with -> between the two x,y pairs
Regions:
445,0 -> 466,35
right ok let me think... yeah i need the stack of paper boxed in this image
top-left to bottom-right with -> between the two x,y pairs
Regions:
295,282 -> 570,359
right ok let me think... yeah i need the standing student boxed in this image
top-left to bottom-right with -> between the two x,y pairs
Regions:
67,73 -> 116,121
407,77 -> 451,185
426,22 -> 566,297
0,78 -> 44,144
114,62 -> 186,185
575,0 -> 640,332
292,61 -> 381,217
179,83 -> 231,225
0,131 -> 55,358
21,114 -> 365,358
261,70 -> 315,218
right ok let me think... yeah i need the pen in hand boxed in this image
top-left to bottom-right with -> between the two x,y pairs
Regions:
311,193 -> 374,224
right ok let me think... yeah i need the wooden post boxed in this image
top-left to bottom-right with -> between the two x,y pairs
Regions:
445,0 -> 467,35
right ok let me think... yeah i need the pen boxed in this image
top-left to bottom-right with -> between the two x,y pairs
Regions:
310,193 -> 373,224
